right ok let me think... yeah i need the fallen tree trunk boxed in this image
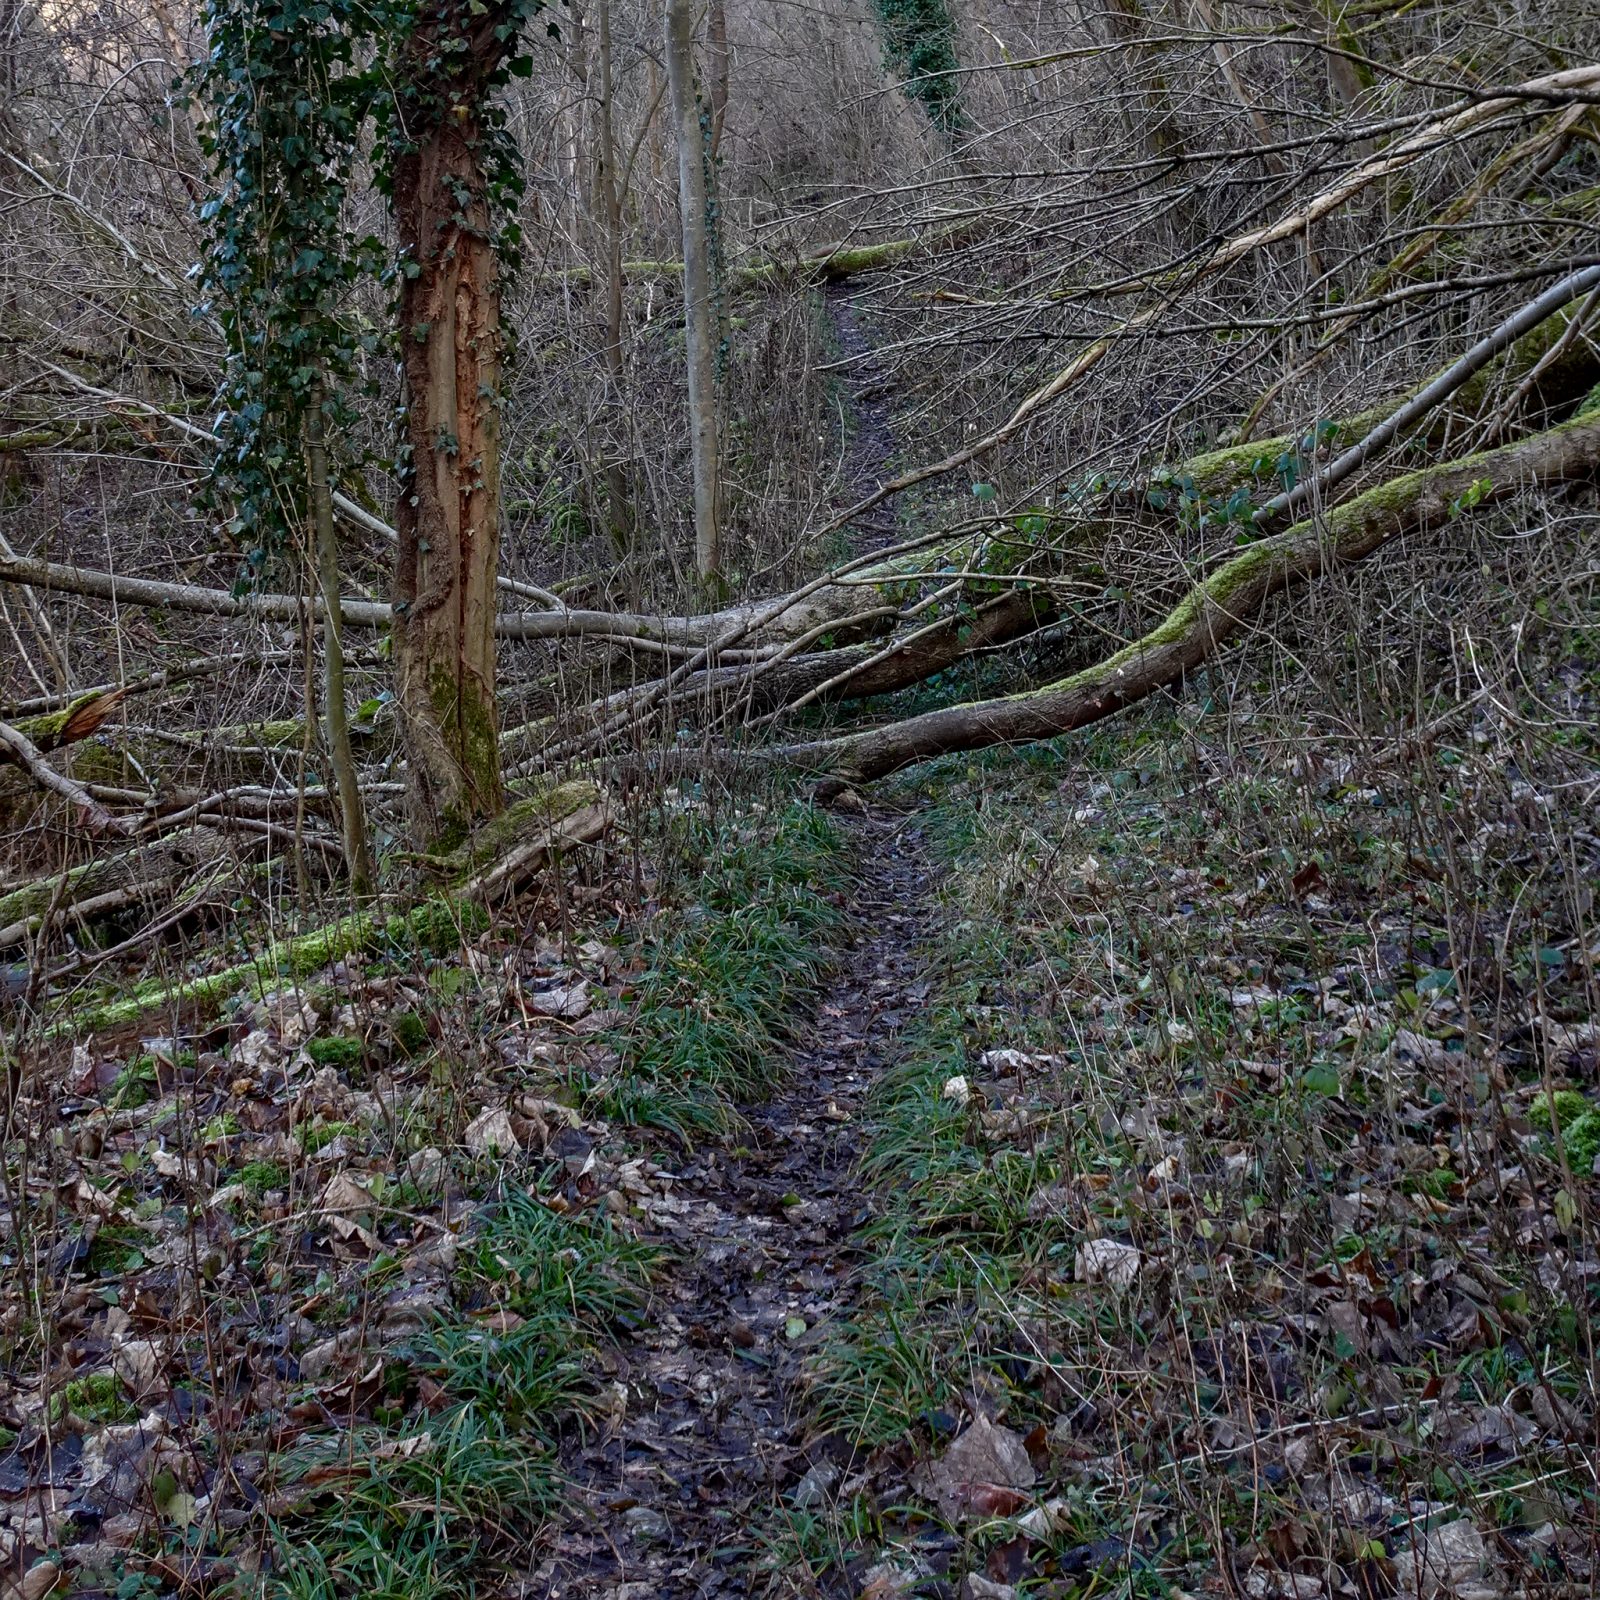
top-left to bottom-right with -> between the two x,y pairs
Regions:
783,411 -> 1600,785
48,777 -> 610,1034
503,587 -> 1057,766
0,533 -> 969,650
0,828 -> 234,951
533,218 -> 987,293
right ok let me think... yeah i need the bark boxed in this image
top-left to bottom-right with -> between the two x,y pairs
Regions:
786,413 -> 1600,786
1099,0 -> 1186,166
706,0 -> 730,163
10,689 -> 127,753
0,536 -> 968,648
306,375 -> 373,891
664,0 -> 722,583
531,218 -> 989,292
514,587 -> 1054,760
818,64 -> 1600,538
389,2 -> 514,848
595,0 -> 632,551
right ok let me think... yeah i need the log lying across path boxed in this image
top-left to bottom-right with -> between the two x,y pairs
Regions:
785,411 -> 1600,785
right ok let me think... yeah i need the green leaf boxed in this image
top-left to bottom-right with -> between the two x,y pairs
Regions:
1300,1061 -> 1341,1098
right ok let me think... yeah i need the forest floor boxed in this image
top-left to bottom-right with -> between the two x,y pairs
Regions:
2,303 -> 1597,1600
5,682 -> 1595,1600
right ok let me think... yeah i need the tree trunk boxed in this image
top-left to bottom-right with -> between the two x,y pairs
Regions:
664,0 -> 722,586
706,0 -> 730,163
390,2 -> 513,848
595,0 -> 632,551
306,374 -> 373,890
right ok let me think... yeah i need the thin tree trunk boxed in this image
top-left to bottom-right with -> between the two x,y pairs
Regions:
596,0 -> 631,550
390,1 -> 512,847
664,0 -> 722,586
706,0 -> 730,163
1099,0 -> 1185,166
305,375 -> 372,890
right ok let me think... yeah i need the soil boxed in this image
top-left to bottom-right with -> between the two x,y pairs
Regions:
822,283 -> 902,548
528,808 -> 932,1598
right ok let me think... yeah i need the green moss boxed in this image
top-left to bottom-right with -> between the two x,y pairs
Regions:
383,897 -> 490,954
1529,1089 -> 1589,1132
108,1056 -> 158,1110
55,1373 -> 136,1426
87,1224 -> 147,1276
435,779 -> 601,878
235,1160 -> 289,1196
1527,1091 -> 1600,1172
300,1119 -> 358,1154
1562,1112 -> 1600,1173
429,663 -> 503,832
390,1011 -> 430,1057
0,860 -> 109,931
306,1035 -> 366,1070
61,910 -> 378,1035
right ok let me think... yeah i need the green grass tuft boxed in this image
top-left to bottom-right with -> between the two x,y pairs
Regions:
590,803 -> 852,1137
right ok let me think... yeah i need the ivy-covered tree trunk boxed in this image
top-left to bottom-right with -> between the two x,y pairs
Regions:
390,2 -> 515,847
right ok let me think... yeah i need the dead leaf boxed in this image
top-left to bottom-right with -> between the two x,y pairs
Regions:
1075,1236 -> 1140,1289
528,980 -> 591,1020
911,1414 -> 1036,1521
464,1104 -> 522,1156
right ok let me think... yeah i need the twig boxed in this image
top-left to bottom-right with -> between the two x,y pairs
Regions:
0,718 -> 134,837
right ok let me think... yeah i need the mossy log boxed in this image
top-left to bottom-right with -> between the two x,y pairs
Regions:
0,829 -> 231,950
788,412 -> 1600,785
53,778 -> 611,1035
532,220 -> 984,293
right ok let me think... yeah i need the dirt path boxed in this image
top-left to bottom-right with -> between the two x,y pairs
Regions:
822,282 -> 902,549
530,810 -> 931,1599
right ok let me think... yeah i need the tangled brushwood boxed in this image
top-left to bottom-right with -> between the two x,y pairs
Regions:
0,1 -> 1597,1589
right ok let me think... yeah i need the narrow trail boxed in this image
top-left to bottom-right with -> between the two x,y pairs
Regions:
531,293 -> 926,1597
822,282 -> 902,550
532,812 -> 933,1598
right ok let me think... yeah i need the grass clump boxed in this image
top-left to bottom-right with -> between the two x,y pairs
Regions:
595,802 -> 851,1136
262,1184 -> 653,1597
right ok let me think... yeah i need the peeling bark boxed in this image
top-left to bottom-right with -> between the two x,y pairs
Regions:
390,2 -> 515,847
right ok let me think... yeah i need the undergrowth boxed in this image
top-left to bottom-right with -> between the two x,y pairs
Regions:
796,643 -> 1599,1595
585,801 -> 852,1138
260,1187 -> 654,1599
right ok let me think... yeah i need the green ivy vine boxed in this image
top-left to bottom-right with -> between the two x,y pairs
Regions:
872,0 -> 962,138
192,0 -> 553,583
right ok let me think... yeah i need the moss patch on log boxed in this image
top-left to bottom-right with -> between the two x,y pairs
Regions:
54,778 -> 605,1036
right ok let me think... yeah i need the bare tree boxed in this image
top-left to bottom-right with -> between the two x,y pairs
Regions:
664,0 -> 722,586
